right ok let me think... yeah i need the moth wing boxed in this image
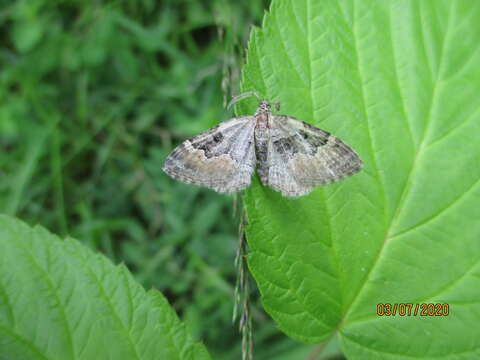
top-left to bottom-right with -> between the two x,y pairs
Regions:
163,116 -> 256,194
265,115 -> 363,197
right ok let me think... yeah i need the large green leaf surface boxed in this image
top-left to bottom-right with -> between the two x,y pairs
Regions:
238,0 -> 480,358
0,215 -> 210,360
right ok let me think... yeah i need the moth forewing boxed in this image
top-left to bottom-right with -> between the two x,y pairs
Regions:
263,115 -> 362,197
163,116 -> 256,193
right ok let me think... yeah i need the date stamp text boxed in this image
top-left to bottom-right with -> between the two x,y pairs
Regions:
377,303 -> 449,316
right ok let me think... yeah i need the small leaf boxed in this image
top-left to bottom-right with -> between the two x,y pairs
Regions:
12,20 -> 44,53
240,0 -> 480,358
0,215 -> 210,360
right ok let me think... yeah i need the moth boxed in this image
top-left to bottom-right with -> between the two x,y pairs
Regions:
163,92 -> 362,197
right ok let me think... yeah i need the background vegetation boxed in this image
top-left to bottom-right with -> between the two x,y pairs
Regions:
0,0 -> 320,358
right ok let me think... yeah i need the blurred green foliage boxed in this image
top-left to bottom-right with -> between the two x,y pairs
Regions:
0,0 -> 316,358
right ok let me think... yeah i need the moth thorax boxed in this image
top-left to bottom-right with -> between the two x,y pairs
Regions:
255,112 -> 269,130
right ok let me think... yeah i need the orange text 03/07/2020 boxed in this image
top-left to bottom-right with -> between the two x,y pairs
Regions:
377,303 -> 449,316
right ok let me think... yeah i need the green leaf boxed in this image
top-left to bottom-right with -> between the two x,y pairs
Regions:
12,20 -> 44,53
0,215 -> 210,360
239,0 -> 480,358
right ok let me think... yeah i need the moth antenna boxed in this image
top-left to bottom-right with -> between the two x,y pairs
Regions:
227,91 -> 262,110
272,102 -> 281,111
